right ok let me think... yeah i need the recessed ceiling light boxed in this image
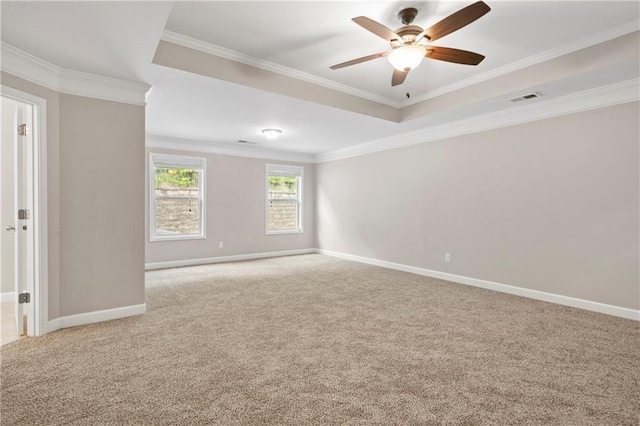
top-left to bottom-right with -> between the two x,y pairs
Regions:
262,128 -> 282,140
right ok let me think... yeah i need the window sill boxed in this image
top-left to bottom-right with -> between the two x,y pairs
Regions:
150,234 -> 206,242
266,230 -> 303,236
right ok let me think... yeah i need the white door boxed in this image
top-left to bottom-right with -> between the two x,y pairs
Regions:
2,89 -> 41,338
12,101 -> 33,336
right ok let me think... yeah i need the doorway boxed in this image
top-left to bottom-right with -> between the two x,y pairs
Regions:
1,88 -> 47,342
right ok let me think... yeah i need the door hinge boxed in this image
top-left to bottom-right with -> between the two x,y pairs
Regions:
18,292 -> 30,304
18,209 -> 30,220
18,124 -> 28,136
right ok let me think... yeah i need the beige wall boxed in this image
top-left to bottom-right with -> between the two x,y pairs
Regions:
316,102 -> 640,310
59,94 -> 145,315
2,68 -> 636,322
2,73 -> 146,319
145,148 -> 316,264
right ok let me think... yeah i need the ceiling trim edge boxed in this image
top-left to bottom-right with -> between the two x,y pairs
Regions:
162,21 -> 639,111
316,79 -> 639,163
161,30 -> 403,108
146,135 -> 317,164
404,19 -> 640,106
0,42 -> 150,106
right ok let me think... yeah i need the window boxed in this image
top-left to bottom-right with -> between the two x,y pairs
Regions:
149,153 -> 206,241
266,164 -> 303,234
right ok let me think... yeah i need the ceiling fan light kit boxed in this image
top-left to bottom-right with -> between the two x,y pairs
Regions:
388,45 -> 427,72
330,1 -> 491,87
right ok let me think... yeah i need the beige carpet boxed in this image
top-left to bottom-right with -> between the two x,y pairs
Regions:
1,254 -> 638,424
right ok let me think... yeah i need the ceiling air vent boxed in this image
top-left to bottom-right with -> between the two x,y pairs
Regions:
237,140 -> 256,145
510,92 -> 542,103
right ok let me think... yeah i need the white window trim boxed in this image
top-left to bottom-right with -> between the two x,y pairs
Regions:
149,152 -> 206,242
265,164 -> 303,235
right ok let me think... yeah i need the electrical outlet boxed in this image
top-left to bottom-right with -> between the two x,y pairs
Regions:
445,253 -> 451,262
331,237 -> 335,245
218,241 -> 224,249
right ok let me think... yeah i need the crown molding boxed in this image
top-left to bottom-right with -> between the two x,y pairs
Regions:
1,42 -> 60,89
0,42 -> 150,106
163,21 -> 638,111
403,20 -> 640,106
148,79 -> 638,165
316,79 -> 639,163
161,30 -> 402,108
146,134 -> 316,164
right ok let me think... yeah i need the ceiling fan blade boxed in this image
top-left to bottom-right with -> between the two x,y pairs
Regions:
330,51 -> 390,70
391,69 -> 408,86
426,46 -> 485,65
352,16 -> 402,43
423,1 -> 490,43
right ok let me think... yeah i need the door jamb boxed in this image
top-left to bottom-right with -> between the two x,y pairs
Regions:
2,85 -> 48,337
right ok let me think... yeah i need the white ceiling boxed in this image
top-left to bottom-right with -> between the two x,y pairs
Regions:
1,1 -> 638,156
165,1 -> 639,103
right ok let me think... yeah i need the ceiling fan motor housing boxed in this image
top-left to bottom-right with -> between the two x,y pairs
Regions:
394,25 -> 425,45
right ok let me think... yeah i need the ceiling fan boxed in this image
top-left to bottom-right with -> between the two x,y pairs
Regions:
330,1 -> 491,87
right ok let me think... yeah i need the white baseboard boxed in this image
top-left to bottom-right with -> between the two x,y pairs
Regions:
318,249 -> 639,321
0,292 -> 15,303
46,303 -> 146,333
145,248 -> 316,270
143,248 -> 638,320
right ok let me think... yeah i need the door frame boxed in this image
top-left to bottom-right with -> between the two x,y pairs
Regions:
2,86 -> 48,337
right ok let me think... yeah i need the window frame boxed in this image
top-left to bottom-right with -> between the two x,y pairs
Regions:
149,152 -> 206,242
265,164 -> 304,235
